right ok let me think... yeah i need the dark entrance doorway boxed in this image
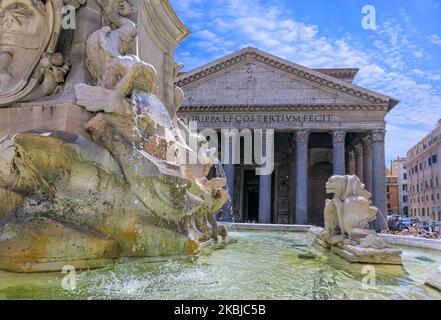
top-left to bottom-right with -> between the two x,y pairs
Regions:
308,161 -> 333,226
242,169 -> 260,223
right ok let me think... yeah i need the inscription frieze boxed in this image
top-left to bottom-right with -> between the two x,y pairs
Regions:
183,114 -> 333,124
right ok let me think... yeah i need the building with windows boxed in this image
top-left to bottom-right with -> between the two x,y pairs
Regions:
407,120 -> 441,221
391,157 -> 409,215
386,174 -> 399,215
386,157 -> 409,216
176,47 -> 399,228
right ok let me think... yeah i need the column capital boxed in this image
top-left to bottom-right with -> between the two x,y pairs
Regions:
355,143 -> 363,157
348,150 -> 356,161
362,135 -> 372,148
258,128 -> 275,139
296,130 -> 310,143
371,129 -> 386,142
332,130 -> 346,144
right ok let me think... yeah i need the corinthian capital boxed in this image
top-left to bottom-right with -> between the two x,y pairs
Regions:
296,130 -> 310,143
362,135 -> 372,148
355,143 -> 363,157
348,150 -> 356,161
332,130 -> 346,144
371,129 -> 386,142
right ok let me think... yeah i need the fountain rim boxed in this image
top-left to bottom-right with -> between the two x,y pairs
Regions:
223,223 -> 441,252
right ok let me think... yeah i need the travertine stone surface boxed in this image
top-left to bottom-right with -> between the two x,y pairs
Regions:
138,0 -> 190,108
426,268 -> 441,292
0,104 -> 94,139
0,125 -> 228,270
0,0 -> 69,106
331,244 -> 402,265
0,0 -> 228,272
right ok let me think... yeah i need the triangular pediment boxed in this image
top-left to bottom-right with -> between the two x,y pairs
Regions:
176,47 -> 399,110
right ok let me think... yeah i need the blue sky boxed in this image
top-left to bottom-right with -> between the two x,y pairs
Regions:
170,0 -> 441,166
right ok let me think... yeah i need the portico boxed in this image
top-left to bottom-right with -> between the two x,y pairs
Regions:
176,47 -> 398,229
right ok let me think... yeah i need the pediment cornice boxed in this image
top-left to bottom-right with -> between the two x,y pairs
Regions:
176,47 -> 399,111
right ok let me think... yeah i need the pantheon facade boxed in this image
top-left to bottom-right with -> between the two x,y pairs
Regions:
176,47 -> 399,229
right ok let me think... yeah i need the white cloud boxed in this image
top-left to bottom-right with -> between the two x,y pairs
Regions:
195,30 -> 219,42
429,74 -> 441,81
414,49 -> 424,59
411,69 -> 441,81
429,34 -> 441,46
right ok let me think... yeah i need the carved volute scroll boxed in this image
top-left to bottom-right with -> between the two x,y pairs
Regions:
332,130 -> 346,144
371,129 -> 386,143
0,0 -> 66,106
296,130 -> 310,143
362,135 -> 372,150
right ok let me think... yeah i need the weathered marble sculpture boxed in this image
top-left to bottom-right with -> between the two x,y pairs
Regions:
76,0 -> 156,113
314,175 -> 402,265
0,0 -> 229,272
0,0 -> 69,105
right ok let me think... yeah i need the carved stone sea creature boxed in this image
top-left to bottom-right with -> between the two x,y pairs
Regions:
0,0 -> 229,272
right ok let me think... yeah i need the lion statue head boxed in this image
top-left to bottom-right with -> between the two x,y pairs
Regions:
325,175 -> 377,236
326,175 -> 371,201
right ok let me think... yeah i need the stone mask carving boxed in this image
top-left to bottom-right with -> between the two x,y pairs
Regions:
0,0 -> 65,106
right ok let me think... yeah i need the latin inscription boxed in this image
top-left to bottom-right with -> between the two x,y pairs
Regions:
183,114 -> 333,124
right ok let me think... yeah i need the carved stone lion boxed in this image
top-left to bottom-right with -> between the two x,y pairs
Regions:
323,175 -> 377,244
315,175 -> 402,265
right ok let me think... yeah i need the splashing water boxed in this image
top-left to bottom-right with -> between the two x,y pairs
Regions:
1,231 -> 441,300
212,158 -> 235,223
132,90 -> 172,129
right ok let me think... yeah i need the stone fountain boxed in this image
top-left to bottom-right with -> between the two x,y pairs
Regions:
312,175 -> 403,265
0,0 -> 229,272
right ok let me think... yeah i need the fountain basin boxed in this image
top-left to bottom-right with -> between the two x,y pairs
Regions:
1,229 -> 441,300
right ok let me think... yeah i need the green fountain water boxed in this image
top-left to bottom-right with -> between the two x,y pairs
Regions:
1,231 -> 440,300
